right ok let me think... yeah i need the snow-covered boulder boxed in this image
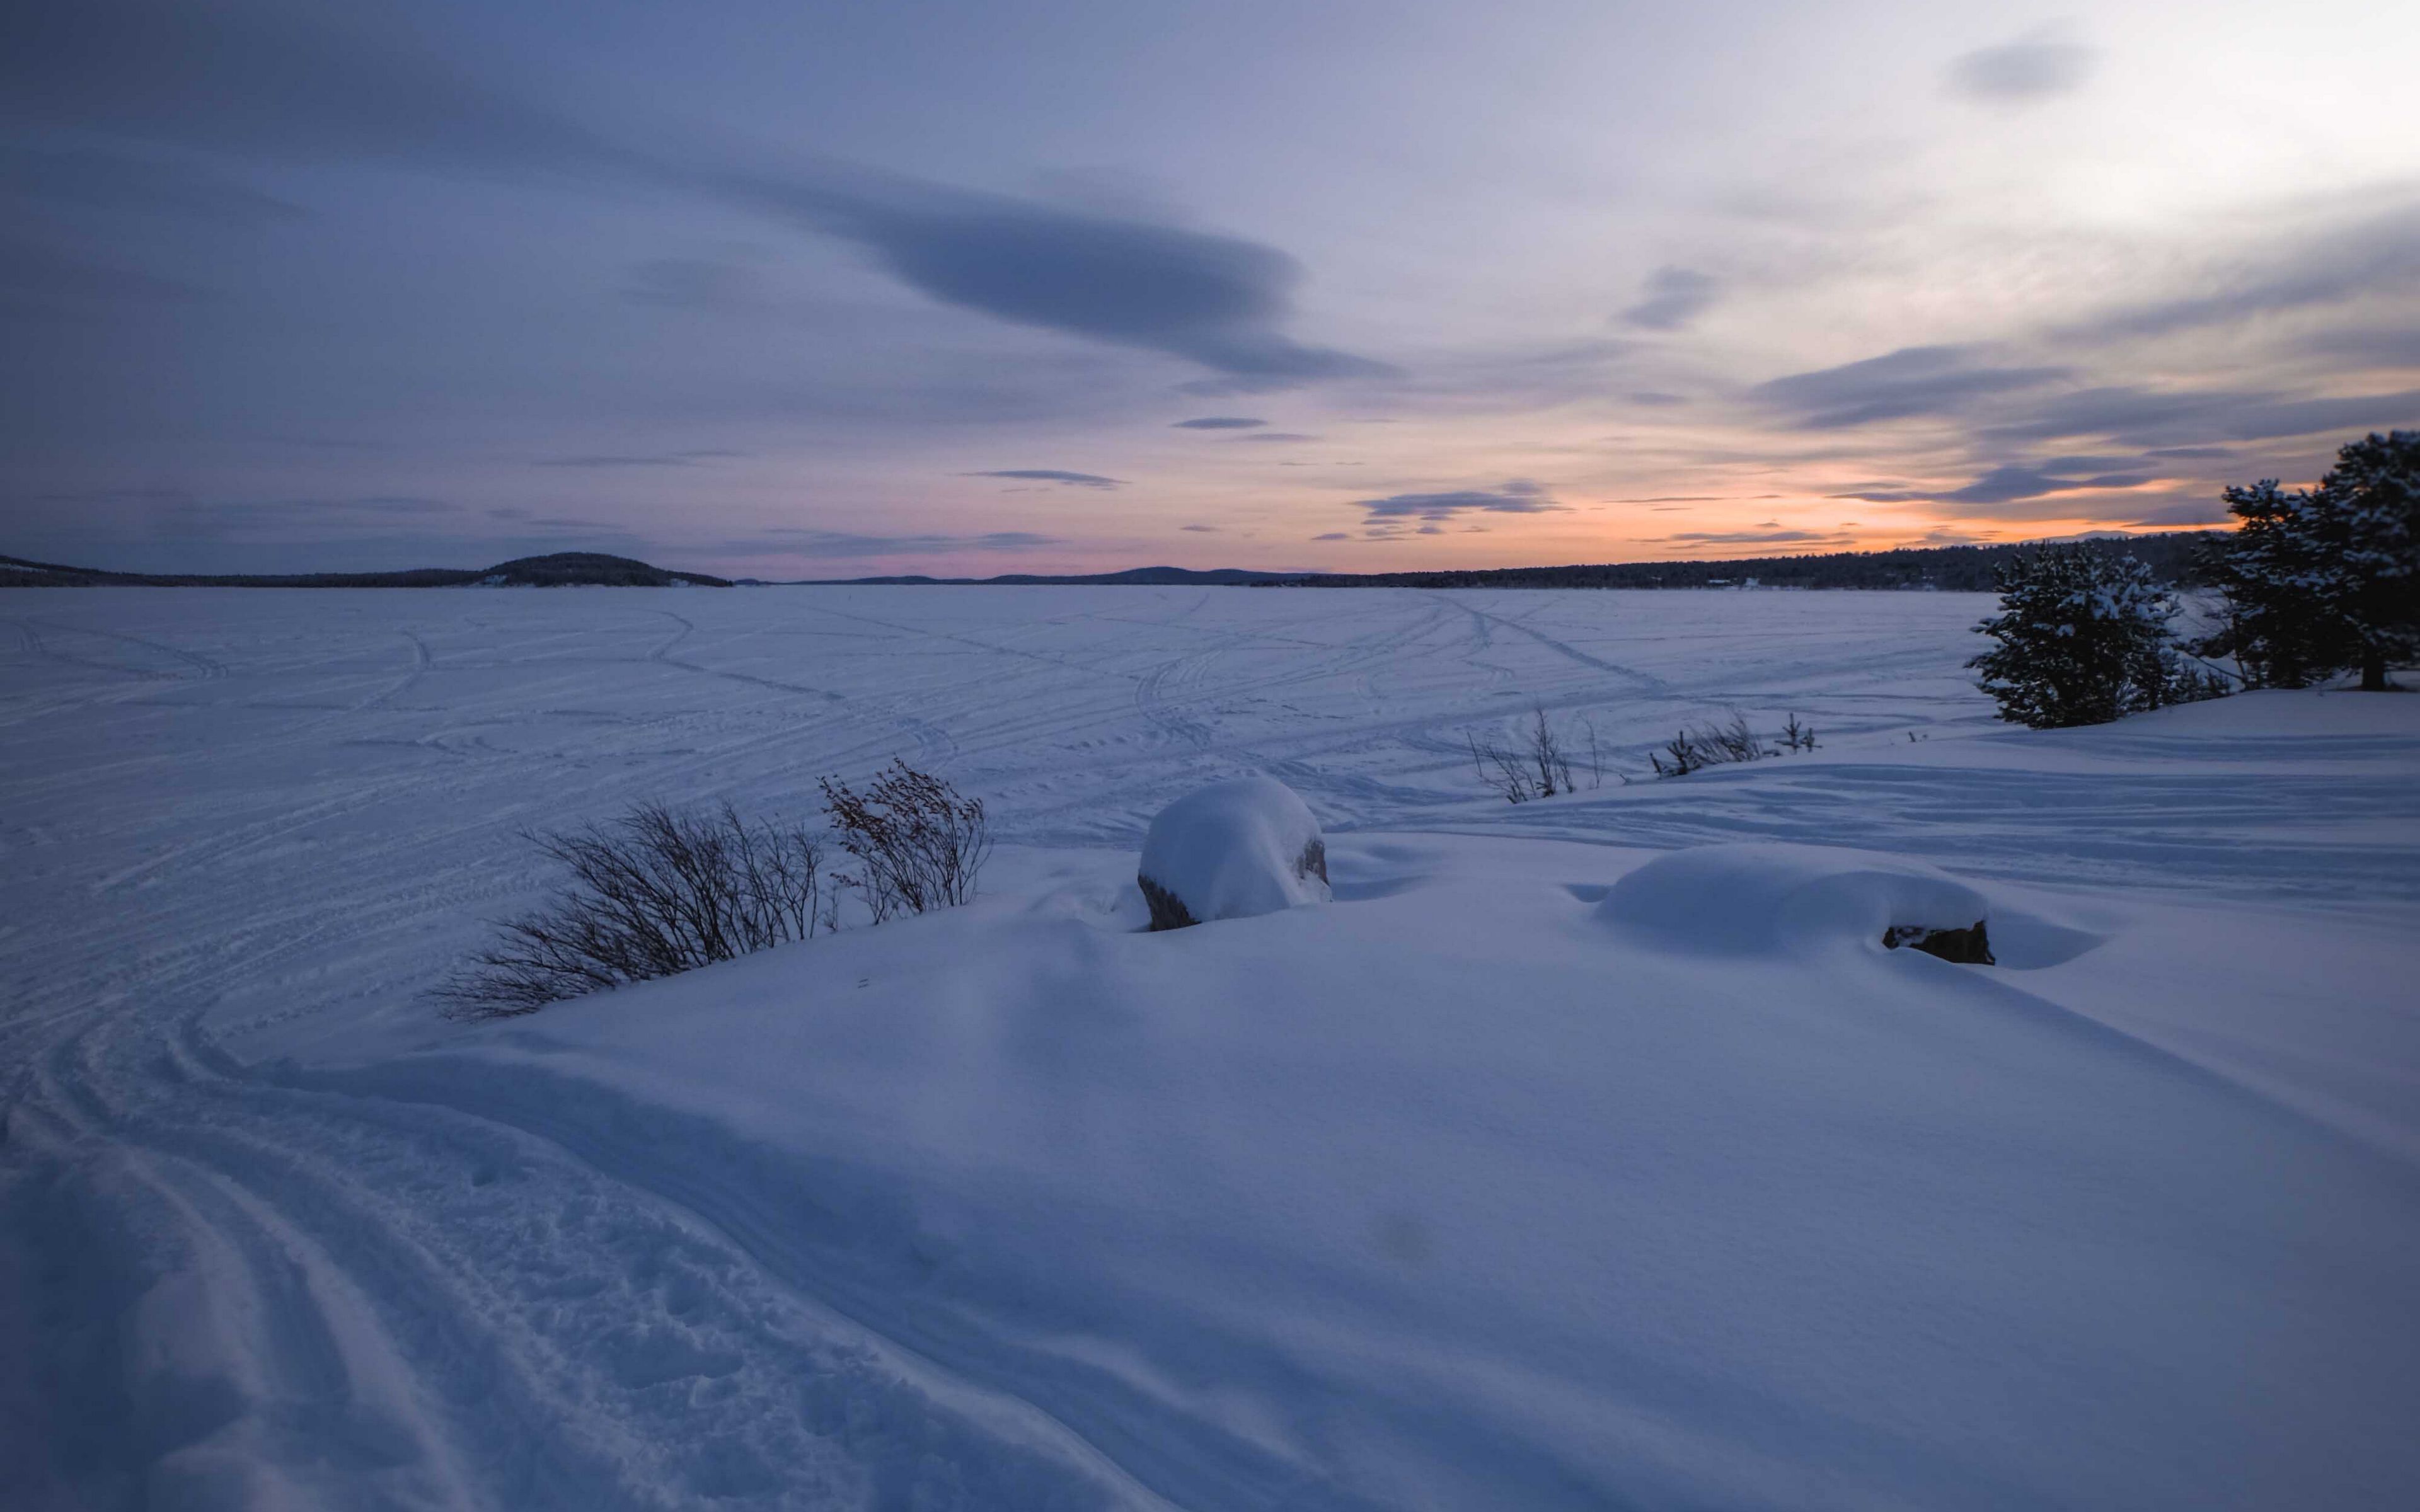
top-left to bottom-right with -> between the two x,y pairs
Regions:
1598,843 -> 1994,961
1138,776 -> 1330,931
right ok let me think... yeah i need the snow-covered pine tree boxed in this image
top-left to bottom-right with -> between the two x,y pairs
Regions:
2322,431 -> 2418,690
2201,431 -> 2419,690
1968,544 -> 2201,728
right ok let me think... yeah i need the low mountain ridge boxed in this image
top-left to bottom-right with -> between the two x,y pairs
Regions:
0,550 -> 730,589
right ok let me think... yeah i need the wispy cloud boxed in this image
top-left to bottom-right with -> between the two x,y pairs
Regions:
1172,416 -> 1265,429
1752,345 -> 2069,428
1351,479 -> 1562,523
620,257 -> 769,313
1662,529 -> 1847,545
2072,203 -> 2420,341
1619,266 -> 1719,331
2,142 -> 303,224
6,0 -> 1384,389
1839,457 -> 2156,507
533,450 -> 739,469
1947,33 -> 2097,103
721,528 -> 1060,558
962,469 -> 1122,488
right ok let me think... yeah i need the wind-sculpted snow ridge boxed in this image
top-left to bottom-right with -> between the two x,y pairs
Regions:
1596,842 -> 2106,968
3,587 -> 2417,1508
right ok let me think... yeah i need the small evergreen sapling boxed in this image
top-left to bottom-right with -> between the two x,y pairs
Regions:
1968,544 -> 2204,728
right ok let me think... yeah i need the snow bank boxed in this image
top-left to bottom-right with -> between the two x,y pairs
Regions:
1136,775 -> 1328,930
306,833 -> 2420,1509
1599,842 -> 1994,957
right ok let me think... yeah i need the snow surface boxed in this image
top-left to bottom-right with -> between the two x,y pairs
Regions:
1137,776 -> 1328,927
4,587 -> 2418,1509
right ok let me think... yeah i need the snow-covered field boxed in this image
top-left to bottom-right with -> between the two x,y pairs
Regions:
4,587 -> 2417,1509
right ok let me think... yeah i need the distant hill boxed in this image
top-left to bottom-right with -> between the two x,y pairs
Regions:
0,551 -> 731,589
802,534 -> 2225,592
477,553 -> 730,587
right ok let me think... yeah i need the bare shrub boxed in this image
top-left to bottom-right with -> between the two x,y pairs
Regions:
1470,707 -> 1601,802
1649,713 -> 1777,779
819,760 -> 992,922
1778,713 -> 1818,753
436,802 -> 824,1019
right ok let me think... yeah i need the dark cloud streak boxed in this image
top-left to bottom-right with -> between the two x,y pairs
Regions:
1752,345 -> 2069,428
1947,36 -> 2097,102
1619,267 -> 1718,331
962,469 -> 1122,488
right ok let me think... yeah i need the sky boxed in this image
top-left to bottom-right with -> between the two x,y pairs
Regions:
5,0 -> 2419,578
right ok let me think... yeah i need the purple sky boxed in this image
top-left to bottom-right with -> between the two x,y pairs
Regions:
6,0 -> 2418,576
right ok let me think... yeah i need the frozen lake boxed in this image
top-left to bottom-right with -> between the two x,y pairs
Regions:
3,585 -> 1995,1038
6,586 -> 2417,1509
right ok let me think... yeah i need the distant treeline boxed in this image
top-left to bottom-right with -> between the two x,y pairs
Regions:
0,551 -> 731,590
1263,534 -> 2225,593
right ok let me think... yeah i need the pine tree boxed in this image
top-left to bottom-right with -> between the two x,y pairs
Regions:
1968,544 -> 2202,728
2325,432 -> 2420,690
2201,431 -> 2419,690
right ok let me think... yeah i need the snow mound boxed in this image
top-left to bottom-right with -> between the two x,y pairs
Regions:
1598,842 -> 1996,959
1137,775 -> 1330,930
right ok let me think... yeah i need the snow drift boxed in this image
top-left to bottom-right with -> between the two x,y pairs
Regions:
1136,775 -> 1329,931
1599,842 -> 1994,958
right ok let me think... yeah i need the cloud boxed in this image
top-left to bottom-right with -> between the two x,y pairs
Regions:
621,257 -> 769,312
0,237 -> 209,312
1351,480 -> 1562,522
2122,500 -> 2234,527
2081,204 -> 2420,340
1172,416 -> 1265,428
720,529 -> 1059,559
1366,338 -> 1631,413
1180,524 -> 1218,532
1224,432 -> 1318,443
732,168 -> 1388,387
1311,532 -> 1349,541
1752,345 -> 2069,428
2298,324 -> 2420,370
1619,266 -> 1719,331
1662,529 -> 1848,545
0,0 -> 619,171
1947,35 -> 2097,102
962,469 -> 1122,488
27,490 -> 461,543
1987,385 -> 2420,447
1629,391 -> 1689,406
6,1 -> 1380,387
533,451 -> 737,469
1,143 -> 302,224
1841,457 -> 2155,507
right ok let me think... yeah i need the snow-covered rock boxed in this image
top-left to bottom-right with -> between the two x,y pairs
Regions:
1137,775 -> 1330,930
1598,842 -> 1993,958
